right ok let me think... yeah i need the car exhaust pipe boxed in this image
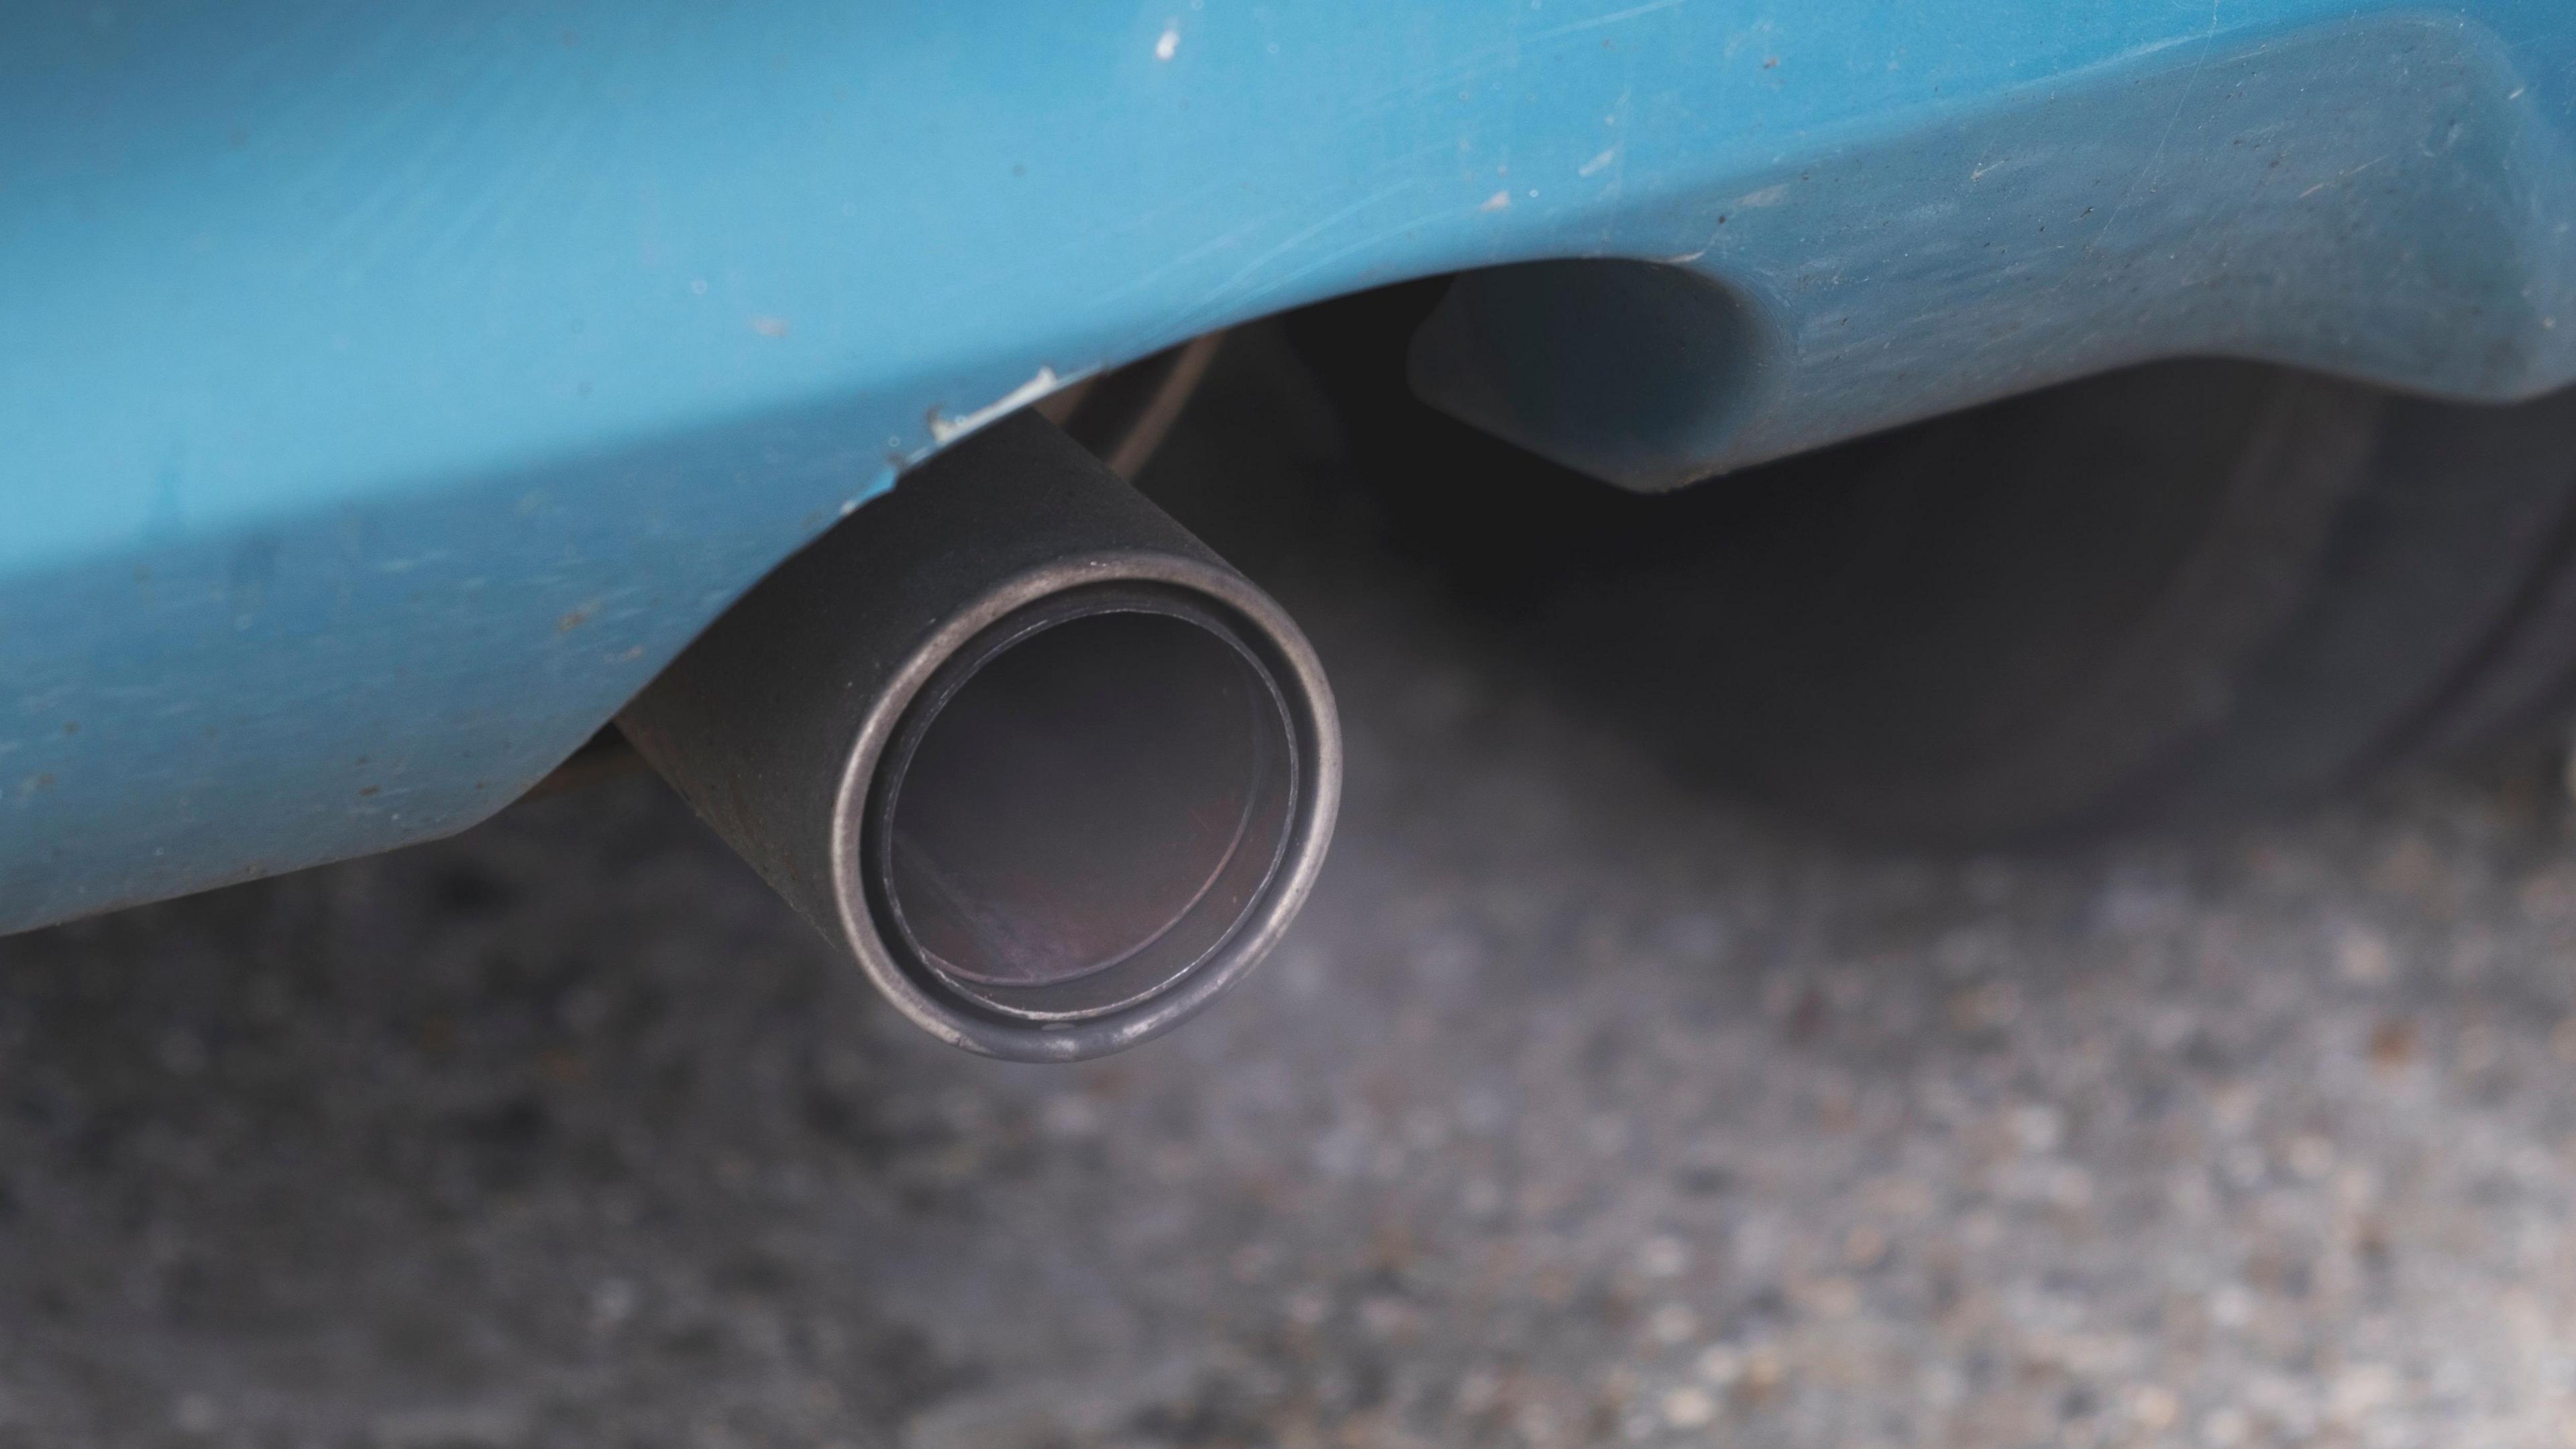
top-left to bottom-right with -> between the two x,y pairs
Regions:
618,411 -> 1339,1062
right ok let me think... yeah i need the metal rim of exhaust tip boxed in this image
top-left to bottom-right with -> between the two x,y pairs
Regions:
825,553 -> 1338,1061
869,583 -> 1299,1021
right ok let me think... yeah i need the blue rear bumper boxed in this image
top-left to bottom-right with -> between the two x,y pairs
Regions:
7,0 -> 2575,927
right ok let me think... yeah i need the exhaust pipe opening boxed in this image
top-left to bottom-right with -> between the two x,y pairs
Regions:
871,584 -> 1299,1022
619,410 -> 1338,1062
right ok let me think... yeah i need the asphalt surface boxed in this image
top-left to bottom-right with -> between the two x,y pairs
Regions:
9,342 -> 2576,1448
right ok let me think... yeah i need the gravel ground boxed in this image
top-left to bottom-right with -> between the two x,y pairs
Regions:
9,345 -> 2576,1448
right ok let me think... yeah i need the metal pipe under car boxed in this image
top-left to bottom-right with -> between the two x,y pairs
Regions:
619,412 -> 1340,1063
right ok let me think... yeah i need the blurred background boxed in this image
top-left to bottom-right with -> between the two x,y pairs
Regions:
7,327 -> 2576,1448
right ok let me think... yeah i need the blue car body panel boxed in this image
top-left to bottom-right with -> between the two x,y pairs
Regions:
5,1 -> 2575,929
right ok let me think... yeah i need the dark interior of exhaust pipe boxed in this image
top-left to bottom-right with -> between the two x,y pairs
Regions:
869,586 -> 1298,1022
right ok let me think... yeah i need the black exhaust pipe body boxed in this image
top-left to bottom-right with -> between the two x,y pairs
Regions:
619,412 -> 1338,1061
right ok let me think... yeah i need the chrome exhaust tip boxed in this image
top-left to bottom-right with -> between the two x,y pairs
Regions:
619,411 -> 1338,1061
